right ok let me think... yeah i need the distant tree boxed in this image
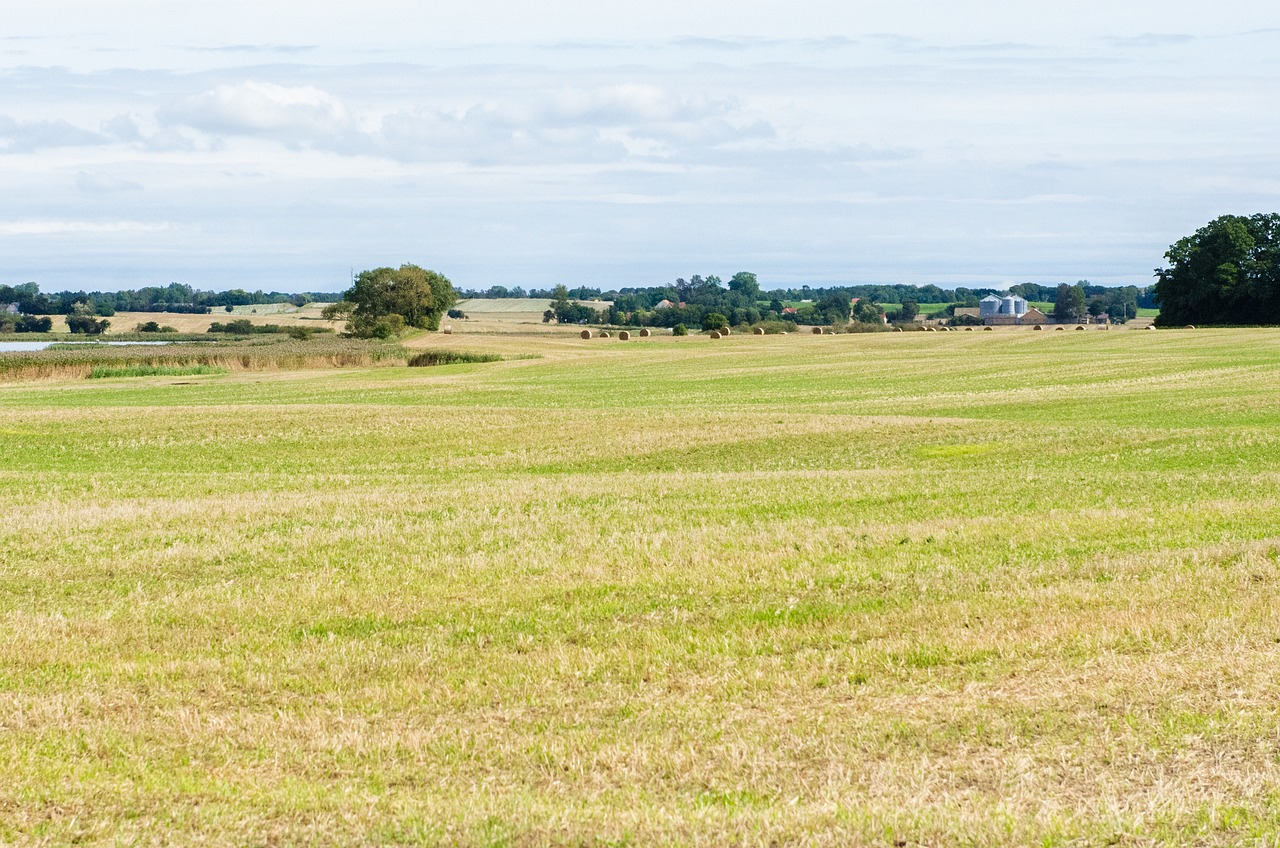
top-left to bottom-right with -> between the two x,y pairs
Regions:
1054,283 -> 1087,323
702,312 -> 729,331
901,300 -> 919,321
728,271 -> 761,301
343,265 -> 456,337
851,299 -> 885,324
1154,213 -> 1280,325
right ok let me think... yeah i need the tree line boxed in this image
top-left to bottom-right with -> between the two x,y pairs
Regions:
0,282 -> 345,317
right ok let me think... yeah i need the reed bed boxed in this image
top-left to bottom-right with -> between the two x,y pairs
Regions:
0,336 -> 409,382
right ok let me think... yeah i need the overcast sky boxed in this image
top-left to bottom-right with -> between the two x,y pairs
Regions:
2,1 -> 1279,292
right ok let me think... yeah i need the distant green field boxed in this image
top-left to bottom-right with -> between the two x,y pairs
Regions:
1,328 -> 1276,844
222,302 -> 299,315
458,298 -> 612,314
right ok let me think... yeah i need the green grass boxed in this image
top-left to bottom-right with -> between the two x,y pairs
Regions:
407,349 -> 503,367
1,327 -> 1278,844
88,364 -> 229,379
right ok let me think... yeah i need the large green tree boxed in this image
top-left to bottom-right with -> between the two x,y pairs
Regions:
1053,283 -> 1087,324
1154,214 -> 1280,326
342,265 -> 456,338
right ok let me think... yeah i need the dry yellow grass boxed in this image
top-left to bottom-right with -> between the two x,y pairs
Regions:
1,328 -> 1280,844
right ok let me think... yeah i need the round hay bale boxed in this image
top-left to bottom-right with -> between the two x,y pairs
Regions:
753,326 -> 765,335
1075,325 -> 1085,331
1056,327 -> 1065,331
983,326 -> 993,331
600,331 -> 611,338
1146,325 -> 1155,330
580,329 -> 593,339
618,331 -> 630,340
965,327 -> 974,331
894,327 -> 903,332
926,327 -> 936,332
1185,324 -> 1196,330
812,326 -> 824,335
781,331 -> 788,335
710,331 -> 722,339
1033,325 -> 1042,331
639,328 -> 650,337
721,327 -> 731,336
443,326 -> 452,334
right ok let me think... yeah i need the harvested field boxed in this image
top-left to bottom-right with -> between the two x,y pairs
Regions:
2,328 -> 1280,845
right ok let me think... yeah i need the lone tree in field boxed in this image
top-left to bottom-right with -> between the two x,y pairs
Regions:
1154,213 -> 1280,326
340,265 -> 457,338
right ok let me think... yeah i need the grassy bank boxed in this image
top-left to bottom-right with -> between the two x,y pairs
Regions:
1,328 -> 1278,844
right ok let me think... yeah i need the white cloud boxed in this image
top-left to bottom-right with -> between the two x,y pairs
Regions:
161,81 -> 356,146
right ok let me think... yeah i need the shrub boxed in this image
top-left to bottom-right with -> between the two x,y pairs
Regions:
135,321 -> 177,333
66,314 -> 110,335
673,323 -> 688,336
407,350 -> 502,367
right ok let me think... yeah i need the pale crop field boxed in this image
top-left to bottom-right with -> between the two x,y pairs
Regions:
2,328 -> 1280,845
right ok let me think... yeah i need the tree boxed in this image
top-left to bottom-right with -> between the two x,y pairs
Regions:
702,312 -> 729,331
901,300 -> 919,322
343,265 -> 456,338
728,271 -> 760,301
1154,214 -> 1280,325
1054,283 -> 1087,324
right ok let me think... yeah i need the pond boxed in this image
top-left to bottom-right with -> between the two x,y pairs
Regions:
0,341 -> 185,352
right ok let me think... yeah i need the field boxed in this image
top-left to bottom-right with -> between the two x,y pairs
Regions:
21,304 -> 345,335
2,326 -> 1280,844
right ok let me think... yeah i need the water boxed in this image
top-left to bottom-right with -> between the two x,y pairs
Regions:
0,340 -> 185,352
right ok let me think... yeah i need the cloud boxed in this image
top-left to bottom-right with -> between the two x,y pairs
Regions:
1108,33 -> 1196,48
76,172 -> 143,194
188,44 -> 317,54
160,80 -> 357,147
0,115 -> 106,153
0,220 -> 167,236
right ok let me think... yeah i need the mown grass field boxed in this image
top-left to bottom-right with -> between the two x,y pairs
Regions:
2,327 -> 1279,845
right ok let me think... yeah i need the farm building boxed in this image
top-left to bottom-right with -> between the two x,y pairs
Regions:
980,294 -> 1028,320
986,306 -> 1048,326
3,303 -> 17,315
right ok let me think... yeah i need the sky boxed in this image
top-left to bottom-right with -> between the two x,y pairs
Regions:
2,2 -> 1279,293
